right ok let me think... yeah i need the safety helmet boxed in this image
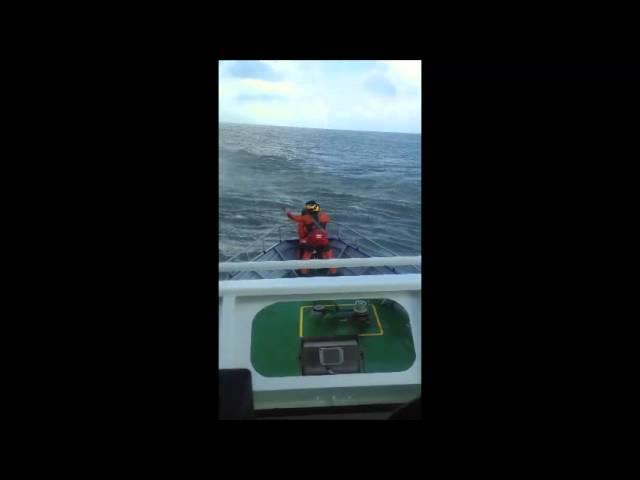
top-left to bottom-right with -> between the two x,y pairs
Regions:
304,200 -> 320,213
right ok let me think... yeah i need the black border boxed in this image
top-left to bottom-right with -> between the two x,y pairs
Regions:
65,54 -> 639,428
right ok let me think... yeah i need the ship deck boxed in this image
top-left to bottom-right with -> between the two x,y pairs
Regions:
251,298 -> 416,377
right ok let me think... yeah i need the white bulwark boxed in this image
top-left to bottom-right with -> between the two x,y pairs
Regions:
219,256 -> 422,410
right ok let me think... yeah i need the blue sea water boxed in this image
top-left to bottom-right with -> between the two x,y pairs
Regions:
219,123 -> 421,260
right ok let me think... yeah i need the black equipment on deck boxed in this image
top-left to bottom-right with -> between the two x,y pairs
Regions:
300,335 -> 363,375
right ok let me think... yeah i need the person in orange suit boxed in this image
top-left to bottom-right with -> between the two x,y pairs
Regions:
283,200 -> 337,276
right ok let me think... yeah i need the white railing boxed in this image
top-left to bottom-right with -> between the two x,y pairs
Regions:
219,255 -> 421,273
219,273 -> 421,295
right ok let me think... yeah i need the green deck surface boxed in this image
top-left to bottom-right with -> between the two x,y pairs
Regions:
251,299 -> 415,377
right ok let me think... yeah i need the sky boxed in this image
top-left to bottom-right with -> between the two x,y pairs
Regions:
219,60 -> 421,134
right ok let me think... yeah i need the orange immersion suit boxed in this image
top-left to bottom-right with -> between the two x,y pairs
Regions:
286,210 -> 336,275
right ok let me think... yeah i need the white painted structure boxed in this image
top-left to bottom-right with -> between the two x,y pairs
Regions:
219,257 -> 422,409
219,256 -> 422,272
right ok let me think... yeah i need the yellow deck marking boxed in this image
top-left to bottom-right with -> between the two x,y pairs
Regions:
375,304 -> 384,334
299,306 -> 304,337
299,303 -> 384,338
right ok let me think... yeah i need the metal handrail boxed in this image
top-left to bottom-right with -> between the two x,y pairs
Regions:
222,223 -> 284,263
221,221 -> 420,272
332,222 -> 411,256
331,222 -> 396,255
220,255 -> 421,273
226,239 -> 283,277
331,221 -> 420,272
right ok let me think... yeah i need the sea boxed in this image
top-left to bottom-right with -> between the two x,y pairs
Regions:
219,122 -> 421,261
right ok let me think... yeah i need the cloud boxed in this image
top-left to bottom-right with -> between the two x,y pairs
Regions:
236,93 -> 282,102
319,60 -> 379,74
239,78 -> 299,95
219,60 -> 421,133
365,74 -> 397,96
226,60 -> 282,81
381,60 -> 421,84
380,60 -> 421,96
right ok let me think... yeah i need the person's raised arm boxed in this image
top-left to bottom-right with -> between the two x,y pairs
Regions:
283,206 -> 303,222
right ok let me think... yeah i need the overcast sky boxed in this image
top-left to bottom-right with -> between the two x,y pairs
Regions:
219,60 -> 421,134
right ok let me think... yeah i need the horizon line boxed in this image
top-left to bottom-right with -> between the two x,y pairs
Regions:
219,120 -> 421,135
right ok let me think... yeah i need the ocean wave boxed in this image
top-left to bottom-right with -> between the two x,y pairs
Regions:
219,124 -> 421,259
219,147 -> 291,166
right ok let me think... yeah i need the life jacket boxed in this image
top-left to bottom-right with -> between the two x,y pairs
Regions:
303,211 -> 329,247
307,227 -> 329,247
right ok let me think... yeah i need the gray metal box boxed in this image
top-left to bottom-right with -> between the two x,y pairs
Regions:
300,335 -> 362,375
